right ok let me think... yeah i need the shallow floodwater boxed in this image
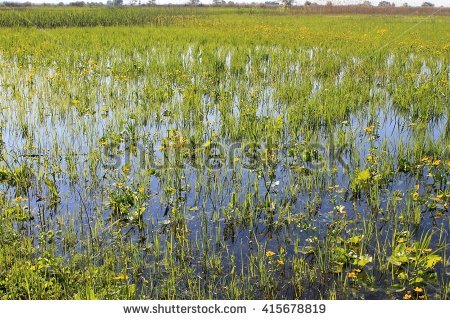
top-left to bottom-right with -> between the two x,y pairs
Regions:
0,47 -> 448,299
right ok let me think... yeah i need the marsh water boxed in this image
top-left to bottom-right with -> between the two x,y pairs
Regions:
0,47 -> 449,299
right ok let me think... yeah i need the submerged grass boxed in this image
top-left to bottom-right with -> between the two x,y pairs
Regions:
0,7 -> 449,300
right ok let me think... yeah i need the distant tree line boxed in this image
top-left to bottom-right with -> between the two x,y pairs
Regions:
0,1 -> 439,8
0,0 -> 162,6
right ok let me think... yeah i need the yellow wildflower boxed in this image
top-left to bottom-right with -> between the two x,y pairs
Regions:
112,274 -> 127,281
403,293 -> 412,300
432,160 -> 441,166
364,125 -> 375,134
421,156 -> 430,163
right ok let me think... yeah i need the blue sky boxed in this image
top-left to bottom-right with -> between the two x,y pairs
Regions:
5,0 -> 450,6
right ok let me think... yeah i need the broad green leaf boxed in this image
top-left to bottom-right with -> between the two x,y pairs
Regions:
355,255 -> 373,267
356,169 -> 371,182
347,235 -> 363,245
425,255 -> 442,268
388,255 -> 408,266
388,283 -> 406,293
397,272 -> 408,280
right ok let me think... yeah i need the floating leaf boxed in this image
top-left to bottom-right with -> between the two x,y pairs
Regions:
388,283 -> 406,293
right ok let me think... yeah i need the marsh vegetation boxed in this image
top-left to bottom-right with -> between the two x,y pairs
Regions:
0,7 -> 448,300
